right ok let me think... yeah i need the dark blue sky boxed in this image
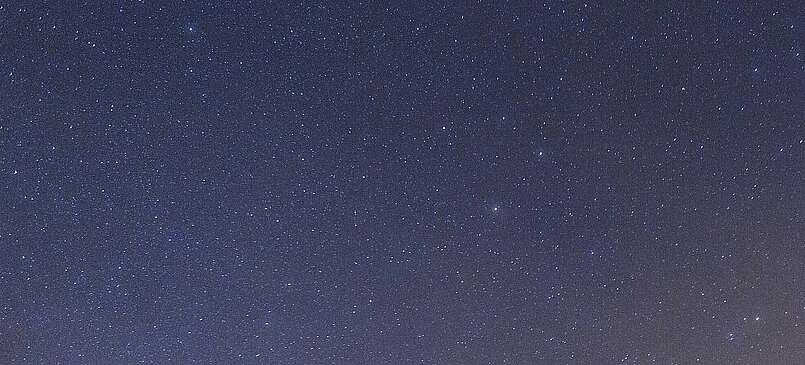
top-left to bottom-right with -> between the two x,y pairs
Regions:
1,1 -> 803,364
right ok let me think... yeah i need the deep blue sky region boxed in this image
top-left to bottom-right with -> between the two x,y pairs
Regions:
1,1 -> 804,364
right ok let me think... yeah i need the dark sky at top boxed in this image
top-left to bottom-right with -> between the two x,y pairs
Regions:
1,1 -> 803,364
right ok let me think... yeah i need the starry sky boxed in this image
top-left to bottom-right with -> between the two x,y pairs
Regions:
1,1 -> 803,364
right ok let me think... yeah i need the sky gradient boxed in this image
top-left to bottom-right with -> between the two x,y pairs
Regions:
1,1 -> 804,364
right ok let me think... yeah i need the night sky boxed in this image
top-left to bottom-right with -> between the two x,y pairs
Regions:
1,1 -> 804,364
